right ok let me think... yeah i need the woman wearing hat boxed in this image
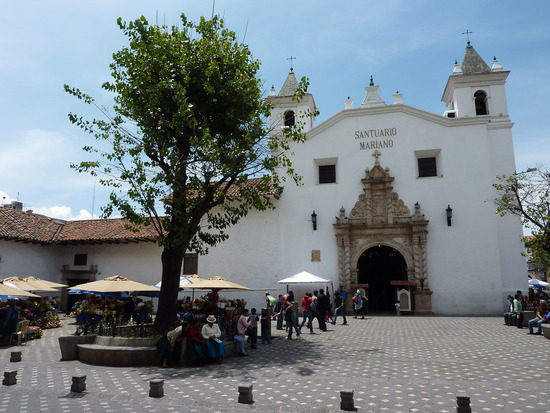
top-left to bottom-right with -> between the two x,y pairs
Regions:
201,315 -> 225,362
352,290 -> 365,319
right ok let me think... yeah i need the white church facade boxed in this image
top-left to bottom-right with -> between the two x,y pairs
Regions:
0,43 -> 526,315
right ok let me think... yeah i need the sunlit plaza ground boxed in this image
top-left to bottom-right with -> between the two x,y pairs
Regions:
1,314 -> 549,412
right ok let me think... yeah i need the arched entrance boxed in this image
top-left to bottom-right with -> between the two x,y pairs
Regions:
357,245 -> 407,312
334,153 -> 433,315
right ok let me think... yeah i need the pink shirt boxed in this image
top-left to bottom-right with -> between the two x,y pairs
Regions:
237,314 -> 251,335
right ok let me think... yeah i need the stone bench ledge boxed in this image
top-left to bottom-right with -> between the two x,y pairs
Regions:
77,343 -> 161,367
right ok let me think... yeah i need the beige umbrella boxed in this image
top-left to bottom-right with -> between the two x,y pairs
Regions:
1,276 -> 59,292
185,274 -> 205,283
24,276 -> 68,289
178,274 -> 206,300
0,282 -> 41,298
187,276 -> 250,292
71,275 -> 160,293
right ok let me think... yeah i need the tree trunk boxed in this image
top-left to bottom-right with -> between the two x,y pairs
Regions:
154,246 -> 185,332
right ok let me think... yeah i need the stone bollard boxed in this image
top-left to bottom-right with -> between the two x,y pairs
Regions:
3,371 -> 17,386
149,379 -> 164,398
456,395 -> 471,413
71,375 -> 87,393
238,384 -> 253,404
340,389 -> 355,411
10,351 -> 22,363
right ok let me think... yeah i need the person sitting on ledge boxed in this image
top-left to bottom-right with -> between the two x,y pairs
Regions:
201,315 -> 225,362
226,313 -> 247,356
156,321 -> 185,368
528,300 -> 548,335
185,318 -> 208,365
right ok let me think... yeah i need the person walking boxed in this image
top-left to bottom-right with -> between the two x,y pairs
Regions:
260,309 -> 272,344
273,295 -> 284,330
316,289 -> 329,331
326,289 -> 333,323
299,292 -> 315,334
332,292 -> 347,325
353,290 -> 365,319
282,295 -> 301,339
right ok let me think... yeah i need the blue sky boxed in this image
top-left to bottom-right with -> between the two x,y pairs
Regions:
1,1 -> 549,220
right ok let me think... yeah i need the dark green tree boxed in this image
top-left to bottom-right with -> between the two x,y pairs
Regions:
65,14 -> 314,331
494,166 -> 550,269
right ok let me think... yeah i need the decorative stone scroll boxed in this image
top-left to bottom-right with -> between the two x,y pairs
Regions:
334,152 -> 432,314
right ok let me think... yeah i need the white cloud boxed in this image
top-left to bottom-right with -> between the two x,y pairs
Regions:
32,206 -> 87,221
0,191 -> 16,206
9,204 -> 96,221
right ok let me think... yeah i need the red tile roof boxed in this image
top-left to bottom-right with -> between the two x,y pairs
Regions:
0,207 -> 158,245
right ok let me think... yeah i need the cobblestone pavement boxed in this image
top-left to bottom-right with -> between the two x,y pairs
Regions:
1,315 -> 549,412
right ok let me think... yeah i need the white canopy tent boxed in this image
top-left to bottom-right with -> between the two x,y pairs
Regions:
278,271 -> 331,284
278,271 -> 335,300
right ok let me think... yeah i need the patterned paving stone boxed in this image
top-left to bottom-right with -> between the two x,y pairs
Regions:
1,315 -> 550,412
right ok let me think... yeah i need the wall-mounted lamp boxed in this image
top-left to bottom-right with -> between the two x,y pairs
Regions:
311,210 -> 317,230
446,205 -> 453,226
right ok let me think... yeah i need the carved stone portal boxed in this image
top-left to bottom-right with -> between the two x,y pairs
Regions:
334,152 -> 433,314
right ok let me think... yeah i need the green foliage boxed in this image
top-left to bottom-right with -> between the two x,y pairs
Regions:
493,167 -> 550,267
65,13 -> 313,330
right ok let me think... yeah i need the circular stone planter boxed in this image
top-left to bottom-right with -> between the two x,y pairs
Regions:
58,335 -> 96,361
94,336 -> 158,347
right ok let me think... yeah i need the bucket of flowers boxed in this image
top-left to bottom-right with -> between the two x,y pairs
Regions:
26,325 -> 43,340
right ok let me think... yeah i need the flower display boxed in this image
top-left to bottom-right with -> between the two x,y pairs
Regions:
0,298 -> 62,331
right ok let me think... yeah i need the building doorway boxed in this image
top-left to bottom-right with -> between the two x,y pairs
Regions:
357,245 -> 407,312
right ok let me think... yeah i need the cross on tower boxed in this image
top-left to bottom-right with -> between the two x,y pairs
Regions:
372,150 -> 382,164
462,30 -> 473,46
287,56 -> 296,71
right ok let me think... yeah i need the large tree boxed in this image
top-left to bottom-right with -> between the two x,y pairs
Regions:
65,14 -> 314,332
493,166 -> 550,269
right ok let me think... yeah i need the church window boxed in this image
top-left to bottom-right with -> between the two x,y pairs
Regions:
74,254 -> 88,266
319,165 -> 336,184
183,253 -> 198,275
315,157 -> 338,184
284,110 -> 295,126
418,157 -> 437,177
474,90 -> 488,115
415,149 -> 440,178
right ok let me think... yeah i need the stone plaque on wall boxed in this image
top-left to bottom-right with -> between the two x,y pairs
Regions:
311,250 -> 321,262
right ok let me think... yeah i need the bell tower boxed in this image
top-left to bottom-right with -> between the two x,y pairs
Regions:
442,42 -> 510,120
267,68 -> 316,137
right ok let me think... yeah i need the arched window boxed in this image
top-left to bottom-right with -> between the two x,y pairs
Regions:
284,110 -> 295,126
474,90 -> 488,116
